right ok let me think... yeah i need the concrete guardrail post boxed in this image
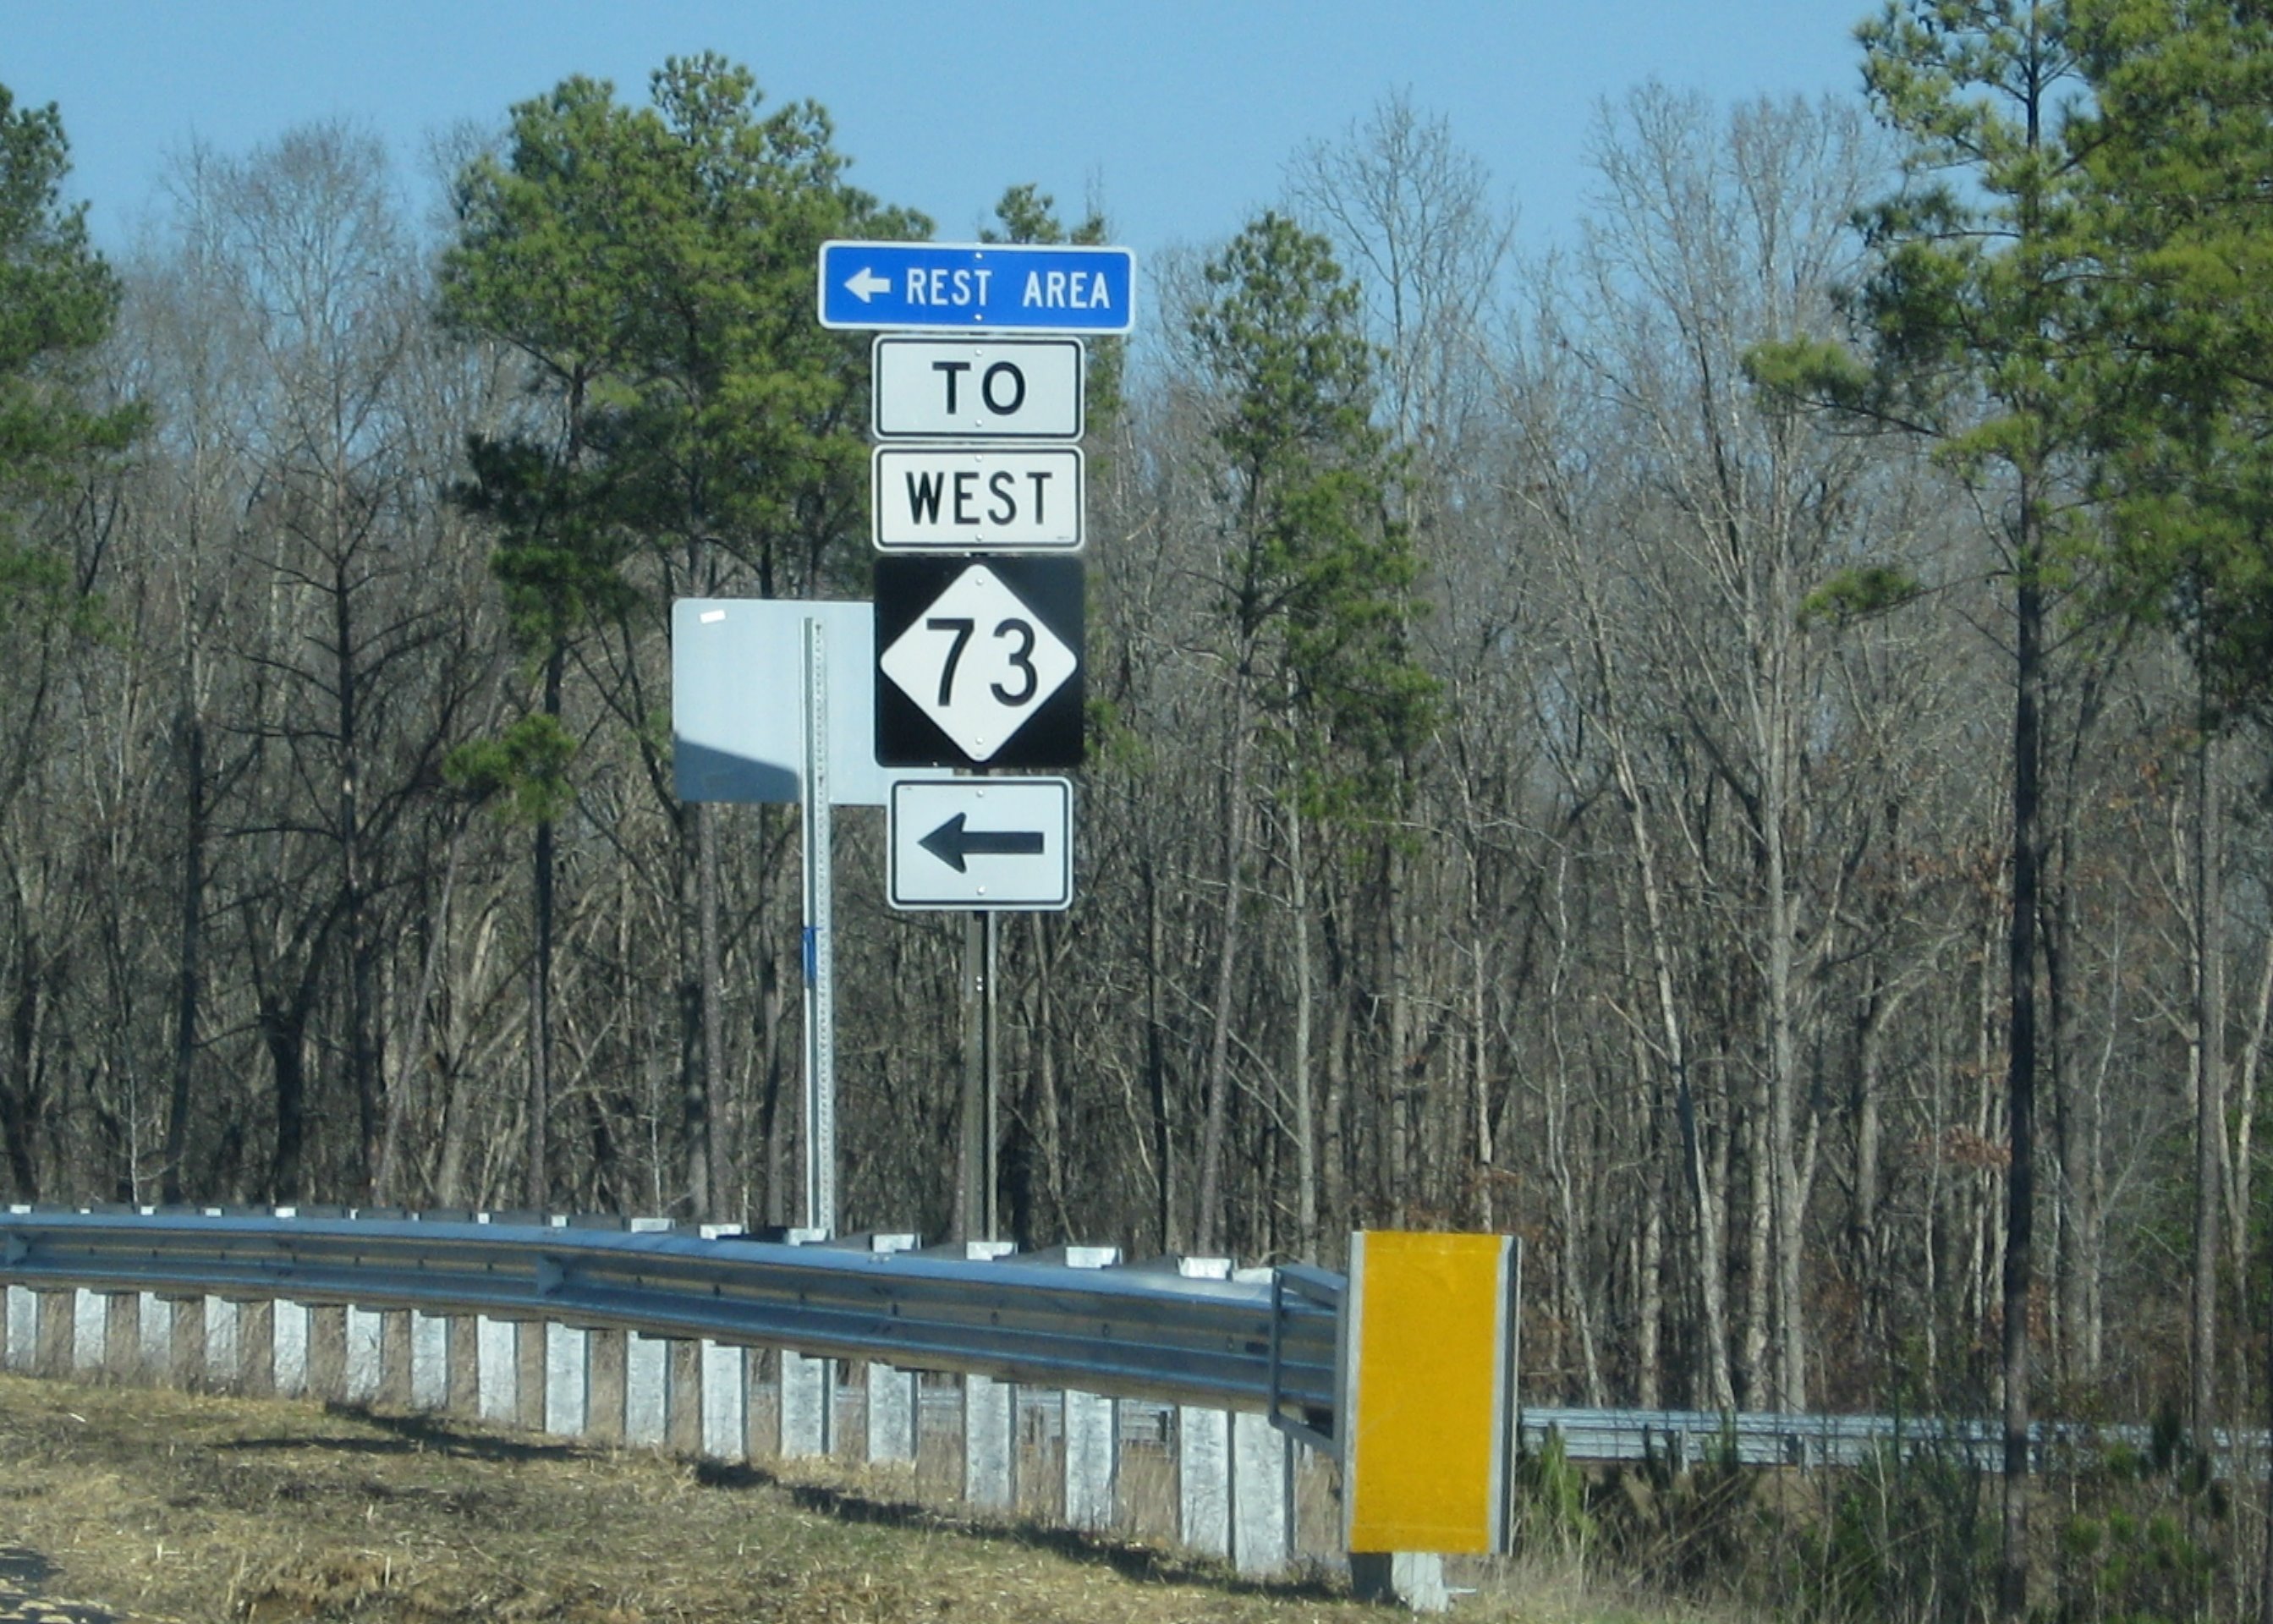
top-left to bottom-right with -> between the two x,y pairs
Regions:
1168,1256 -> 1233,1558
622,1217 -> 673,1446
934,1240 -> 1016,1508
545,1320 -> 588,1436
475,1311 -> 515,1422
274,1299 -> 309,1396
777,1227 -> 831,1457
1227,1265 -> 1292,1576
858,1235 -> 923,1465
1,1206 -> 25,1372
4,1282 -> 29,1374
411,1312 -> 448,1409
697,1223 -> 747,1462
627,1330 -> 669,1446
345,1305 -> 383,1403
1058,1245 -> 1122,1530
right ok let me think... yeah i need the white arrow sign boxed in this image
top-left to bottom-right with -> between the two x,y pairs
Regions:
871,336 -> 1084,440
877,563 -> 1078,763
843,266 -> 892,303
872,447 -> 1083,551
889,776 -> 1072,909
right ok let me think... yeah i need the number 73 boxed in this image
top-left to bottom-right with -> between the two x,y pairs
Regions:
925,615 -> 1039,706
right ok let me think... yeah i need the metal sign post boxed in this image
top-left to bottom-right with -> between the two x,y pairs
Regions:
800,617 -> 837,1237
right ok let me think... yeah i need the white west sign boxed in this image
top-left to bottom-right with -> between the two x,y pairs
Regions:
870,336 -> 1084,440
871,446 -> 1083,552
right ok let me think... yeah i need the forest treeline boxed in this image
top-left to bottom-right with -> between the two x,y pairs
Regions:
4,2 -> 2273,1490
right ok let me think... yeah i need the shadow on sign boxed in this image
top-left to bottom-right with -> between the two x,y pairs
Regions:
672,740 -> 799,805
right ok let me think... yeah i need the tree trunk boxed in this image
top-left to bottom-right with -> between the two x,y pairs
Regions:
376,806 -> 471,1205
1616,738 -> 1734,1412
1384,835 -> 1413,1222
1287,790 -> 1319,1257
527,646 -> 563,1212
2192,717 -> 2226,1435
1999,534 -> 2045,1621
1195,679 -> 1254,1254
162,710 -> 206,1206
1141,857 -> 1178,1254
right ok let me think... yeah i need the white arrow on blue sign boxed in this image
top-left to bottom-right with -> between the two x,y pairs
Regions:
818,240 -> 1135,334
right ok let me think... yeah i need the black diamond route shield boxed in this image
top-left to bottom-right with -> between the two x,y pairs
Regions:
873,554 -> 1085,770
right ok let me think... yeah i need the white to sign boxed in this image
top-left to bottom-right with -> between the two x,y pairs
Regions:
876,563 -> 1079,763
889,776 -> 1072,910
871,336 -> 1084,440
872,446 -> 1083,551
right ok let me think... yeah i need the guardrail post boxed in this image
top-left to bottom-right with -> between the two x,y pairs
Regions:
612,1216 -> 672,1446
272,1299 -> 308,1396
4,1282 -> 30,1373
628,1331 -> 669,1446
936,1239 -> 1017,1508
1231,1409 -> 1293,1575
858,1235 -> 923,1465
1171,1257 -> 1233,1559
866,1357 -> 918,1464
345,1306 -> 383,1402
1229,1265 -> 1291,1577
410,1312 -> 447,1409
546,1320 -> 589,1437
779,1227 -> 832,1457
966,1367 -> 1014,1509
827,1235 -> 922,1472
1058,1245 -> 1122,1530
696,1223 -> 748,1462
1,1208 -> 25,1372
701,1335 -> 746,1461
476,1312 -> 515,1422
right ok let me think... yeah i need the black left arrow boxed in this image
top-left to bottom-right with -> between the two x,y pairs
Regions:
920,813 -> 1046,873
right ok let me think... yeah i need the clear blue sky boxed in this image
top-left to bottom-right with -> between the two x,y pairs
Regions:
6,1 -> 1871,261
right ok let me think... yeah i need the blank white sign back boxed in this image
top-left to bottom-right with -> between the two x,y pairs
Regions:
673,598 -> 898,805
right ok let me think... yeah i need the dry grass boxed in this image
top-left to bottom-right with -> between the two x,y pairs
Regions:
0,1374 -> 1388,1623
0,1373 -> 1749,1623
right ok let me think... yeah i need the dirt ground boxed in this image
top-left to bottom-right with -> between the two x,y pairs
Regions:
0,1374 -> 1386,1623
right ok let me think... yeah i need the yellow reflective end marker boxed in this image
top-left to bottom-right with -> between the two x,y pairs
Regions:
1342,1230 -> 1516,1555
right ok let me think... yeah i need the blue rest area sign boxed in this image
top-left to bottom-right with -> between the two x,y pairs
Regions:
818,240 -> 1135,334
